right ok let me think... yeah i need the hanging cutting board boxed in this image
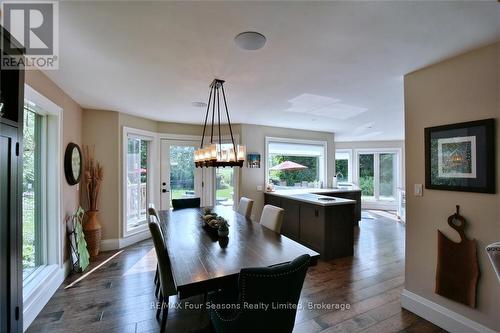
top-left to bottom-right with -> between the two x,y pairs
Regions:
435,206 -> 479,308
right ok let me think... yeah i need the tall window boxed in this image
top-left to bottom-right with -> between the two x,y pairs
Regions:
22,106 -> 44,280
335,149 -> 352,183
126,137 -> 150,231
21,88 -> 63,320
266,138 -> 326,189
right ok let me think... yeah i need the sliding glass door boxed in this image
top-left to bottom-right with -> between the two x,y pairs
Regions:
379,153 -> 396,201
357,150 -> 399,207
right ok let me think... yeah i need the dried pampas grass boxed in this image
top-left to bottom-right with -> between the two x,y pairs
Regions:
83,146 -> 103,211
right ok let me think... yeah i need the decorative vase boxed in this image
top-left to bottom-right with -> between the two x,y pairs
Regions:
218,228 -> 229,238
84,210 -> 102,257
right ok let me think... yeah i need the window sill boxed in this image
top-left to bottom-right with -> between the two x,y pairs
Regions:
23,264 -> 59,302
124,222 -> 148,238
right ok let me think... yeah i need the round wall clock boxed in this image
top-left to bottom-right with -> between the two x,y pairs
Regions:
64,143 -> 82,185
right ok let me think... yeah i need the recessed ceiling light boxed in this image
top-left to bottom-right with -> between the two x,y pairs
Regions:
192,101 -> 207,108
234,31 -> 266,50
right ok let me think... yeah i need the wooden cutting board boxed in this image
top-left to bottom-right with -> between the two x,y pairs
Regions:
435,206 -> 479,308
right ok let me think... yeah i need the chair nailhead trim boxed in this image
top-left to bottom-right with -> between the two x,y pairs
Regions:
213,258 -> 310,323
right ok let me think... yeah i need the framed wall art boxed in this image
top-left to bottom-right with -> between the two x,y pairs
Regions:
425,118 -> 495,193
247,153 -> 261,168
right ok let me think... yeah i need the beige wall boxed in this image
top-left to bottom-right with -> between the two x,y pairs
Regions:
81,110 -> 120,240
404,43 -> 499,331
240,124 -> 335,219
25,70 -> 83,261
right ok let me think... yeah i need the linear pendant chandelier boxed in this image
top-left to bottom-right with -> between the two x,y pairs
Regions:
194,79 -> 246,168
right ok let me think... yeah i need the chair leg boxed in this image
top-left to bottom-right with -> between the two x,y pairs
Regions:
155,280 -> 160,298
160,298 -> 168,333
156,292 -> 163,320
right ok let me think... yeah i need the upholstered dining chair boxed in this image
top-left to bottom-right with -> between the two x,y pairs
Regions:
171,197 -> 200,210
236,197 -> 254,219
147,205 -> 162,299
259,204 -> 285,233
208,254 -> 311,333
148,207 -> 177,333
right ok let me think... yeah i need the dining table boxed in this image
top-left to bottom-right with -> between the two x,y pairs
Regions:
157,205 -> 320,299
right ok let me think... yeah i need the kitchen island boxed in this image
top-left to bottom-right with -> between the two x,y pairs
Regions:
264,188 -> 359,260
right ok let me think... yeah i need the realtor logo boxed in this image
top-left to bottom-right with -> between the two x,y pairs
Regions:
1,1 -> 59,69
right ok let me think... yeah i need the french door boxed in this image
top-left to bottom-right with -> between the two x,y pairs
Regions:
160,139 -> 213,209
355,150 -> 400,209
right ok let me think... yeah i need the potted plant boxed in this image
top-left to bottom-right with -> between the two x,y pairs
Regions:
83,146 -> 103,257
217,217 -> 230,238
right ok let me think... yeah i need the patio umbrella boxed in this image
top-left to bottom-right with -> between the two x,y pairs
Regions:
269,161 -> 308,171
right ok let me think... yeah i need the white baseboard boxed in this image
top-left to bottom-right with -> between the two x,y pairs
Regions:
401,289 -> 497,333
100,238 -> 120,252
23,263 -> 67,331
100,230 -> 151,251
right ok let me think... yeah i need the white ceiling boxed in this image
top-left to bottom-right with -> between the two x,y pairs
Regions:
44,1 -> 499,141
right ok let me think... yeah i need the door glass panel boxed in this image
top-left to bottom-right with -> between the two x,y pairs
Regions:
22,109 -> 42,279
169,145 -> 195,202
359,154 -> 374,199
216,167 -> 234,206
379,153 -> 395,201
126,138 -> 149,230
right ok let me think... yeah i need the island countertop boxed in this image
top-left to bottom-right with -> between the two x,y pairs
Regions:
264,188 -> 358,259
269,186 -> 361,195
265,190 -> 356,206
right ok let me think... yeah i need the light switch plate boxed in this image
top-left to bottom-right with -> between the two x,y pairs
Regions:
414,184 -> 423,196
256,185 -> 263,191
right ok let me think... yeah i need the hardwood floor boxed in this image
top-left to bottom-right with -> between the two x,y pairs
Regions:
28,211 -> 445,333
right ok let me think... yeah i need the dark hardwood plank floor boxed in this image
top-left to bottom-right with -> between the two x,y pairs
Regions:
28,211 -> 445,333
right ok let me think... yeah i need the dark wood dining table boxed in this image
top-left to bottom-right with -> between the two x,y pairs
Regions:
157,206 -> 320,299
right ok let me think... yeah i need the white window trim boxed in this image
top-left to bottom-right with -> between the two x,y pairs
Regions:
265,136 -> 328,187
353,148 -> 402,209
122,127 -> 159,238
335,148 -> 353,183
23,85 -> 64,330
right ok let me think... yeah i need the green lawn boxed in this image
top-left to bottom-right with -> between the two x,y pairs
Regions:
22,195 -> 36,273
171,188 -> 194,200
216,186 -> 233,201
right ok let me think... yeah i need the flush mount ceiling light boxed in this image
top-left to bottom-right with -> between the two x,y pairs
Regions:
234,31 -> 266,50
194,79 -> 246,168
